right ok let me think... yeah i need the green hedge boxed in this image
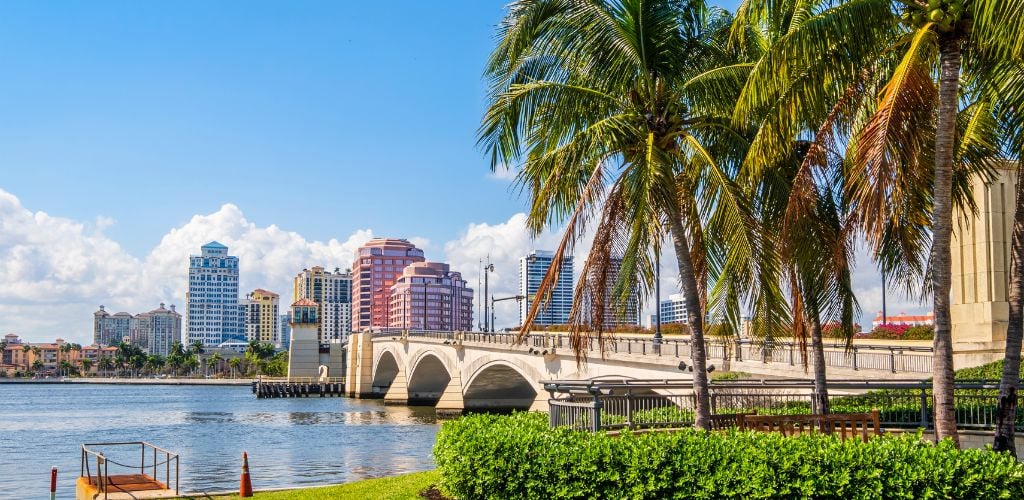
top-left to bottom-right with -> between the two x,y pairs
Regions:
434,412 -> 1024,499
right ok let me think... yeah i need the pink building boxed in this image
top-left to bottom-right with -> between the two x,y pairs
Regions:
351,238 -> 425,331
389,262 -> 474,331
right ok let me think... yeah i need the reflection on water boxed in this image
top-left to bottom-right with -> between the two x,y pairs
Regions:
0,384 -> 440,499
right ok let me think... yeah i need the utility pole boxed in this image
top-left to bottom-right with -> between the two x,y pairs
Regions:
881,268 -> 887,325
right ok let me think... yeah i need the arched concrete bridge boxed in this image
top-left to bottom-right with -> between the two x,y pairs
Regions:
345,330 -> 934,415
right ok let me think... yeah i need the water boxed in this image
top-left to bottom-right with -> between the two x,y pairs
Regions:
0,383 -> 440,499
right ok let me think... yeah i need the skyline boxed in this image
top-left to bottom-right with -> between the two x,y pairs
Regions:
0,0 -> 923,344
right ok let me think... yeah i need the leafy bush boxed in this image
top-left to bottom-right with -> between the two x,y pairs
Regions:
858,323 -> 934,340
435,412 -> 1024,499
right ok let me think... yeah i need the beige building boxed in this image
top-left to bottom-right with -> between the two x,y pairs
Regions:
293,266 -> 351,341
245,289 -> 281,347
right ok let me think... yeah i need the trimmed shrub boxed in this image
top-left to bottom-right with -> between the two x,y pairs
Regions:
435,412 -> 1024,499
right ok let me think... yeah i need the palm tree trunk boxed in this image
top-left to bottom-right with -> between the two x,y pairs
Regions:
668,217 -> 711,430
809,316 -> 830,416
931,34 -> 962,447
994,167 -> 1024,454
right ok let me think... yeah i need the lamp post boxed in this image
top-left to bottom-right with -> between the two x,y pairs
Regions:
483,261 -> 495,332
653,250 -> 663,351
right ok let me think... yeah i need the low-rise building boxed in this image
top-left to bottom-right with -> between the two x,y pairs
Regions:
2,335 -> 117,375
871,311 -> 934,328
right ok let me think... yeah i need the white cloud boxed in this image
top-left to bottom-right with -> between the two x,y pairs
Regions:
0,187 -> 388,345
488,163 -> 519,181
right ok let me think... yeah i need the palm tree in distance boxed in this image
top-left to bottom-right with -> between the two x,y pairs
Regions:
80,358 -> 93,377
481,0 -> 762,429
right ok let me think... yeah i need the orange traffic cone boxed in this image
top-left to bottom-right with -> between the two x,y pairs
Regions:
239,451 -> 253,497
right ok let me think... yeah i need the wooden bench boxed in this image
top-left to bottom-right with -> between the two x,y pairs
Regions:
736,409 -> 881,442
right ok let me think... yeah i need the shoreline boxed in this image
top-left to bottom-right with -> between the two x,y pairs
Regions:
0,377 -> 252,386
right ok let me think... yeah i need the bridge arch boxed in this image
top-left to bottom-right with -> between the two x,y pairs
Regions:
406,352 -> 452,405
463,359 -> 540,411
371,349 -> 400,397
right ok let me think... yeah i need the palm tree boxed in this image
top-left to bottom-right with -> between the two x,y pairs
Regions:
988,61 -> 1024,453
97,356 -> 114,377
481,0 -> 758,429
79,358 -> 93,377
31,359 -> 44,375
843,0 -> 1022,447
207,352 -> 224,377
229,358 -> 242,378
21,344 -> 30,370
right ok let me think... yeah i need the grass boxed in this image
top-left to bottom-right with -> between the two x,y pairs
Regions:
184,470 -> 443,500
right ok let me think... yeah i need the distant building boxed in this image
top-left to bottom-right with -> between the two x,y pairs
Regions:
2,335 -> 117,374
519,250 -> 574,326
389,262 -> 474,331
658,293 -> 690,325
186,241 -> 243,346
293,266 -> 352,341
134,303 -> 182,357
872,311 -> 934,328
245,289 -> 281,347
601,258 -> 640,327
351,239 -> 425,330
93,304 -> 181,356
93,306 -> 133,346
280,313 -> 292,349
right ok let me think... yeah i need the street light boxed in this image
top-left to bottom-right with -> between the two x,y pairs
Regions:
653,250 -> 663,351
483,261 -> 495,332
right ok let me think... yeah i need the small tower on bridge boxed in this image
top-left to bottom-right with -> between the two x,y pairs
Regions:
287,299 -> 321,378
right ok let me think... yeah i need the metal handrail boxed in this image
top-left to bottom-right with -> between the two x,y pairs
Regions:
81,442 -> 179,499
546,378 -> 1024,433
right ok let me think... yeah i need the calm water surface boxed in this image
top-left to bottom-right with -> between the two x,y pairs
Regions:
0,383 -> 440,499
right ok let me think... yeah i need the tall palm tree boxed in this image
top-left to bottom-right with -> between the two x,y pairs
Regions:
481,0 -> 759,429
229,357 -> 242,378
97,356 -> 114,377
845,0 -> 1022,447
208,352 -> 224,376
724,0 -> 892,415
21,344 -> 30,370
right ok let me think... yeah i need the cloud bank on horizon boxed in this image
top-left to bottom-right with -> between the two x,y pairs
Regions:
0,187 -> 927,345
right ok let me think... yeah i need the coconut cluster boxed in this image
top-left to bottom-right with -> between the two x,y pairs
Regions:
901,0 -> 972,32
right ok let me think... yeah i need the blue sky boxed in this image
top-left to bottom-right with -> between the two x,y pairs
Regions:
1,1 -> 910,344
0,0 -> 739,256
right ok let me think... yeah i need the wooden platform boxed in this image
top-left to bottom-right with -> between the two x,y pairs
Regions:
76,475 -> 177,499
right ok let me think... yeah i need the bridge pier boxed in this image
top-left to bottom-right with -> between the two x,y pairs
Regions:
346,332 -> 377,398
435,370 -> 465,417
383,365 -> 409,405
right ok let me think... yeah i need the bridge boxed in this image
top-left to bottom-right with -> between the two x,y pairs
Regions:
344,330 -> 934,415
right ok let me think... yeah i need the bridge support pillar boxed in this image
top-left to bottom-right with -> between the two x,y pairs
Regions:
383,365 -> 409,404
435,370 -> 465,417
346,332 -> 376,398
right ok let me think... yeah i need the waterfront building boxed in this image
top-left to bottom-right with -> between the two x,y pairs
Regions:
871,311 -> 935,328
293,266 -> 352,341
133,303 -> 182,357
186,241 -> 243,346
93,304 -> 181,356
388,262 -> 474,331
519,250 -> 574,326
93,306 -> 133,346
280,313 -> 292,349
2,335 -> 117,374
245,289 -> 281,346
351,239 -> 425,331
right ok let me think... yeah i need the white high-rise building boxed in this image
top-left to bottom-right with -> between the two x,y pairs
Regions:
519,250 -> 574,327
659,293 -> 690,324
186,241 -> 243,346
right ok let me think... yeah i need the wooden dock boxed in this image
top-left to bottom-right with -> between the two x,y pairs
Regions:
254,377 -> 346,398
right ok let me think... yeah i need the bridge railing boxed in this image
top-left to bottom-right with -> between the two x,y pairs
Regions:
385,330 -> 934,374
545,379 -> 1024,433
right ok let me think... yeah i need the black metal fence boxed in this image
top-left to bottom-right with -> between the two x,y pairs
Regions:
545,379 -> 1024,433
